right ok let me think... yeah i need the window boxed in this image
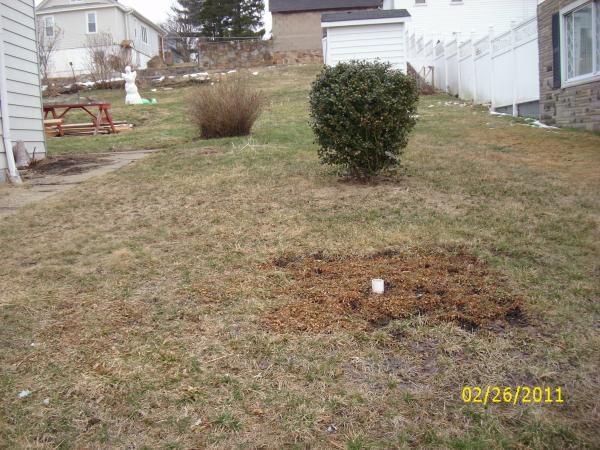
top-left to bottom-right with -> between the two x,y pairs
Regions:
44,16 -> 54,38
562,0 -> 600,83
141,26 -> 148,44
87,12 -> 97,33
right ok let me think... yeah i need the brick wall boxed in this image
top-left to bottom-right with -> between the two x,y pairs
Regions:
197,40 -> 323,71
538,0 -> 600,130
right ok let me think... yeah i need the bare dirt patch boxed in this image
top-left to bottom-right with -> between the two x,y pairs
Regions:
27,155 -> 110,176
265,249 -> 524,333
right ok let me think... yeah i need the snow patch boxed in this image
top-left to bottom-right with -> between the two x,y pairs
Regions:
18,390 -> 32,399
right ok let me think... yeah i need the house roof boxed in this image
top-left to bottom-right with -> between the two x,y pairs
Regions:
270,0 -> 382,13
322,9 -> 411,23
37,0 -> 119,11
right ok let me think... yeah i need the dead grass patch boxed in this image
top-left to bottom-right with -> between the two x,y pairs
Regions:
265,249 -> 524,333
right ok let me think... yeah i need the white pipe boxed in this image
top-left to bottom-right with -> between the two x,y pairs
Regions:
125,9 -> 133,41
372,279 -> 385,295
0,15 -> 21,183
126,10 -> 135,66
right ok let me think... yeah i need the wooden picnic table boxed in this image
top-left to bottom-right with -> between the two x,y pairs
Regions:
43,102 -> 117,135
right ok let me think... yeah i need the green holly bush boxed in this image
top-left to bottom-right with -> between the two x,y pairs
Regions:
309,61 -> 419,179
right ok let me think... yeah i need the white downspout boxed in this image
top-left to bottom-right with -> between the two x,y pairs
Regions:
125,9 -> 132,41
125,10 -> 134,66
0,15 -> 21,183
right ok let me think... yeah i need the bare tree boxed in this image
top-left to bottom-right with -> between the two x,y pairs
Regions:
85,33 -> 132,85
163,16 -> 198,63
36,18 -> 63,83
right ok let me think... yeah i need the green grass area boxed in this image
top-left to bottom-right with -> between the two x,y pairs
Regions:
45,84 -> 196,155
2,65 -> 599,448
45,65 -> 318,156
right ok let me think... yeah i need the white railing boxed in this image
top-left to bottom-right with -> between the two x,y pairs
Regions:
406,16 -> 540,114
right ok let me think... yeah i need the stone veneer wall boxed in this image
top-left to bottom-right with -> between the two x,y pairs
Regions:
197,40 -> 323,71
538,0 -> 600,130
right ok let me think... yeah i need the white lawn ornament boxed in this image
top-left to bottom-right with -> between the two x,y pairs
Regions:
122,66 -> 143,105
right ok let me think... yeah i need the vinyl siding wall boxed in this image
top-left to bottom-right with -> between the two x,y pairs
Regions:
389,0 -> 538,41
325,22 -> 407,71
37,7 -> 126,76
128,14 -> 161,62
37,4 -> 162,77
1,0 -> 46,177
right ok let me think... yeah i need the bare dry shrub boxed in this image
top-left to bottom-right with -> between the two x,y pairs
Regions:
36,19 -> 63,84
188,76 -> 264,139
85,33 -> 132,86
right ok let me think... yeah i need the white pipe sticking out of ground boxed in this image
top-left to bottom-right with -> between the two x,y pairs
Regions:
372,279 -> 385,295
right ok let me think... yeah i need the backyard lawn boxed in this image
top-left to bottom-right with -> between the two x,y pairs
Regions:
1,65 -> 599,448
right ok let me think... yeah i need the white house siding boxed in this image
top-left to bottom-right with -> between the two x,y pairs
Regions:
127,14 -> 161,68
326,22 -> 407,71
38,6 -> 124,76
36,0 -> 163,77
1,0 -> 46,180
387,0 -> 538,41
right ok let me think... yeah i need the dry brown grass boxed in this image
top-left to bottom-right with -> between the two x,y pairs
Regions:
188,76 -> 264,139
0,65 -> 599,448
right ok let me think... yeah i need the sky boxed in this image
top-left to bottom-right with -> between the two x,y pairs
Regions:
36,0 -> 273,34
119,0 -> 173,23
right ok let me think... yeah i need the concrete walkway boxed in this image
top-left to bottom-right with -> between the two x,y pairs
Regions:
0,149 -> 157,218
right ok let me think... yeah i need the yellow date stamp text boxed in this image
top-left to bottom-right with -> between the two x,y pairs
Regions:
461,386 -> 564,405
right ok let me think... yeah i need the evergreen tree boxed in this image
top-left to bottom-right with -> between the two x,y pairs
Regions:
232,0 -> 264,37
198,0 -> 264,39
171,0 -> 204,28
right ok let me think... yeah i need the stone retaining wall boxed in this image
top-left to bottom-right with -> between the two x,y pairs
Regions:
44,40 -> 324,94
197,40 -> 323,70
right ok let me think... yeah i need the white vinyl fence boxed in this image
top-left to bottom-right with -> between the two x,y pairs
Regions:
408,16 -> 540,116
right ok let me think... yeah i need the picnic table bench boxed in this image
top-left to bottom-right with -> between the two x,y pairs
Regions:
43,102 -> 117,135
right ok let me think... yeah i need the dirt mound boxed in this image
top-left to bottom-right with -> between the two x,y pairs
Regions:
29,155 -> 108,176
265,250 -> 524,333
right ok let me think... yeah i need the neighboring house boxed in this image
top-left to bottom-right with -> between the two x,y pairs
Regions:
36,0 -> 164,78
384,0 -> 539,41
1,0 -> 47,183
537,0 -> 600,130
322,10 -> 411,71
270,0 -> 382,53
